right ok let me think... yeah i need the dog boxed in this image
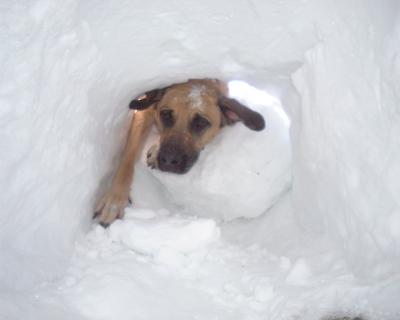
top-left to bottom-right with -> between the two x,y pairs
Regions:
94,79 -> 265,227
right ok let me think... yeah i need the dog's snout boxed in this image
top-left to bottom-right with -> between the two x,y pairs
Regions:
157,141 -> 197,174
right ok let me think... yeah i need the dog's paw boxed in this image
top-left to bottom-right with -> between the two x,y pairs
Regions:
146,144 -> 159,169
93,190 -> 129,227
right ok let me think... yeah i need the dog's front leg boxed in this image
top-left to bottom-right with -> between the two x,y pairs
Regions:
94,109 -> 154,227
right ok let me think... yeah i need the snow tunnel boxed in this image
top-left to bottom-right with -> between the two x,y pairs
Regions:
1,0 -> 400,319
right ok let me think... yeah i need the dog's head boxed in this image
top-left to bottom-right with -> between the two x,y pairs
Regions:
129,79 -> 265,174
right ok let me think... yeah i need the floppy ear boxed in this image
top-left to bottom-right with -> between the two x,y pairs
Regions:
129,87 -> 168,110
218,96 -> 265,131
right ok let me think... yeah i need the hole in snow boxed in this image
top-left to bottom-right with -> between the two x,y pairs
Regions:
134,79 -> 292,222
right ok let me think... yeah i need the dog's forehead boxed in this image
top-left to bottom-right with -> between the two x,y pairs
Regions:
162,83 -> 218,111
187,84 -> 207,110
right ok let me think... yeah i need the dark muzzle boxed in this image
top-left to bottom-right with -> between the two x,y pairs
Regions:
157,141 -> 198,174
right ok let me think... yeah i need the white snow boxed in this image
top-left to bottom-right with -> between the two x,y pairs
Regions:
285,258 -> 312,286
1,0 -> 400,319
290,2 -> 400,278
108,208 -> 220,257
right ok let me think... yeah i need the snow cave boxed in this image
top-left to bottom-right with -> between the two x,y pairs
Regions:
1,1 -> 400,319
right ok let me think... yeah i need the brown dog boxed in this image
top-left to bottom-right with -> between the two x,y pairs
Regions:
94,79 -> 265,226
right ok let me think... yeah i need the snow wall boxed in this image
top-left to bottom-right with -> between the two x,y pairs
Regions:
1,0 -> 400,292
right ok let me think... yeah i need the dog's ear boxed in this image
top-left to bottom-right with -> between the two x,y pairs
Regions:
218,96 -> 265,131
129,87 -> 168,110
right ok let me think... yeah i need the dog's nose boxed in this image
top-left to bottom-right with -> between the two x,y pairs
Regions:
159,152 -> 186,167
157,143 -> 197,174
158,151 -> 187,173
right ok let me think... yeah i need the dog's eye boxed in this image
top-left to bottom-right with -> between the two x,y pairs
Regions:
160,109 -> 174,127
190,114 -> 211,134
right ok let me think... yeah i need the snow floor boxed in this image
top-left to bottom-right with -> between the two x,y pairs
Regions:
14,194 -> 397,320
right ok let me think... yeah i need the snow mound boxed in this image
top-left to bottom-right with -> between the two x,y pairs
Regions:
108,208 -> 220,258
143,85 -> 291,221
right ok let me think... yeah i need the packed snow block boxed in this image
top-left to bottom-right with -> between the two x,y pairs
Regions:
291,1 -> 400,276
142,100 -> 291,221
109,208 -> 220,258
0,0 -> 125,289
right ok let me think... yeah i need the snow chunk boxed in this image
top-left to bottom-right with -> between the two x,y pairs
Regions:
285,258 -> 312,286
108,208 -> 220,257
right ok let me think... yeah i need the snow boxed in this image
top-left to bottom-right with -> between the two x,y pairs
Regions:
108,208 -> 220,257
285,258 -> 312,286
25,199 -> 399,320
1,0 -> 400,319
290,1 -> 400,277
